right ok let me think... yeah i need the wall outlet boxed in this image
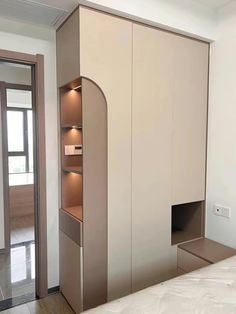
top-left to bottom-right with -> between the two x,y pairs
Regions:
213,204 -> 231,219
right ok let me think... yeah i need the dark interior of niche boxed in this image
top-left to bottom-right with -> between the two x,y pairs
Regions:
171,201 -> 204,245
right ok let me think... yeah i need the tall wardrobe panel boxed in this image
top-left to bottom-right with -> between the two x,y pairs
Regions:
56,9 -> 80,87
172,37 -> 209,205
132,24 -> 177,292
82,78 -> 107,310
79,7 -> 133,300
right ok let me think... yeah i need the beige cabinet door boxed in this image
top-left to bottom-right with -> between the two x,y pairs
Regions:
132,24 -> 209,291
132,23 -> 177,292
172,37 -> 209,205
59,231 -> 83,313
79,7 -> 132,300
56,9 -> 80,87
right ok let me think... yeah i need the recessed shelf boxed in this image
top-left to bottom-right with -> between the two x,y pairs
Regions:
61,124 -> 82,129
63,166 -> 83,175
171,201 -> 204,246
63,206 -> 83,222
172,230 -> 200,246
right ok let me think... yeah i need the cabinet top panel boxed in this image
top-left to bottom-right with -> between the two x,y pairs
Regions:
57,0 -> 212,43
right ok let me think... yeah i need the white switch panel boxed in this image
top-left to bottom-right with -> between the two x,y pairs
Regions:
213,204 -> 231,219
65,145 -> 82,156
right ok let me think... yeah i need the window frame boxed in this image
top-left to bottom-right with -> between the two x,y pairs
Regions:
7,107 -> 32,174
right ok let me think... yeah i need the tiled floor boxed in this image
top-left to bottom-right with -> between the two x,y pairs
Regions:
0,242 -> 35,302
0,293 -> 74,313
0,215 -> 36,311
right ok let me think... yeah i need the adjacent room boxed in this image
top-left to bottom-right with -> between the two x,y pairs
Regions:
0,61 -> 36,308
0,0 -> 236,313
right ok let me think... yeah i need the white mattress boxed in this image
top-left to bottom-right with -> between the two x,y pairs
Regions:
83,255 -> 236,314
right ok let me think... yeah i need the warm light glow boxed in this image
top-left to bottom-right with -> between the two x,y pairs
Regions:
72,85 -> 81,90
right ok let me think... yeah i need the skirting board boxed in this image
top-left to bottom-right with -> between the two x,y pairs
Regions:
48,286 -> 60,295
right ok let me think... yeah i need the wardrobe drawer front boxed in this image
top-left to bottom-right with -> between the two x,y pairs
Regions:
59,208 -> 83,246
178,248 -> 210,273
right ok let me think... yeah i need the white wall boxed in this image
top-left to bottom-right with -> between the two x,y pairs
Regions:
206,2 -> 236,249
0,105 -> 4,250
0,17 -> 59,287
85,0 -> 216,40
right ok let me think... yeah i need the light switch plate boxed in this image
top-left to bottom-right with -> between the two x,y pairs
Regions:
65,145 -> 82,156
213,204 -> 231,219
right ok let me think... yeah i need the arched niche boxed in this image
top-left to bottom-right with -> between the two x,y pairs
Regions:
59,76 -> 108,312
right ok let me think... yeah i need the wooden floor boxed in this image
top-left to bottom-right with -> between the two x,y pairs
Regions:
10,215 -> 34,245
1,293 -> 74,313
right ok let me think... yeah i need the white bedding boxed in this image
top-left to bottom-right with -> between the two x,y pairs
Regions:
83,255 -> 236,314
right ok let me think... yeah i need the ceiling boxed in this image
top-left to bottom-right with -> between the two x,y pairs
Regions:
0,0 -> 235,28
197,0 -> 233,9
0,0 -> 78,28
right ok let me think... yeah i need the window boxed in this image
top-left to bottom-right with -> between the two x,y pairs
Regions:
7,111 -> 24,152
8,156 -> 26,174
6,89 -> 33,176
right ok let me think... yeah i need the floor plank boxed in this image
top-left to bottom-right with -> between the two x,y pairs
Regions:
28,294 -> 74,314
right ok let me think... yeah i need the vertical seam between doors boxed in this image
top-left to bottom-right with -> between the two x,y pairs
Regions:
130,22 -> 134,293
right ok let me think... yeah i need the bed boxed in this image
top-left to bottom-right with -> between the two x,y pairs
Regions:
83,255 -> 236,313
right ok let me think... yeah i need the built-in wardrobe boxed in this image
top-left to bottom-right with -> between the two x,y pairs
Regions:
57,4 -> 209,313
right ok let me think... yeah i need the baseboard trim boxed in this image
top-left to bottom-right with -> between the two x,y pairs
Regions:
48,286 -> 60,295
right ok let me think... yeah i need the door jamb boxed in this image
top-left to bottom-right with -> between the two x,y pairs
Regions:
0,49 -> 48,298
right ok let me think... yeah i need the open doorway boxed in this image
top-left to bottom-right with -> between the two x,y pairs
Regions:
7,87 -> 35,246
0,51 -> 47,310
0,62 -> 35,306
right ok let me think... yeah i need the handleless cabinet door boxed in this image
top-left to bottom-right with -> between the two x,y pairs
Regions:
59,231 -> 83,314
172,38 -> 209,205
79,7 -> 132,300
132,24 -> 177,292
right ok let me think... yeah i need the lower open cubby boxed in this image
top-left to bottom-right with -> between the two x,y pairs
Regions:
171,201 -> 204,245
61,171 -> 83,222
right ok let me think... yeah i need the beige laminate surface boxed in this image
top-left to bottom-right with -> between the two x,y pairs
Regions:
0,293 -> 74,313
61,172 -> 83,209
80,7 -> 132,300
59,231 -> 83,313
63,167 -> 83,175
132,23 -> 177,292
172,37 -> 209,205
56,9 -> 80,87
179,238 -> 236,263
82,78 -> 107,310
177,248 -> 210,272
59,209 -> 82,246
132,23 -> 208,291
64,206 -> 83,222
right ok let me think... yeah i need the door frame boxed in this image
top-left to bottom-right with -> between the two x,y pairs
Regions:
0,49 -> 48,298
